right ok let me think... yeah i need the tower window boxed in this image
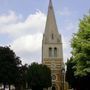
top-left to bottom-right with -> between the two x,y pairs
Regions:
54,47 -> 57,57
49,47 -> 57,57
52,34 -> 54,39
49,48 -> 52,57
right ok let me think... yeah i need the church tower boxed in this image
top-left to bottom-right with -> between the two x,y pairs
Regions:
42,0 -> 64,90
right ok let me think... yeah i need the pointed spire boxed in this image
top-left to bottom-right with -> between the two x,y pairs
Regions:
49,0 -> 52,9
48,0 -> 53,16
44,0 -> 59,38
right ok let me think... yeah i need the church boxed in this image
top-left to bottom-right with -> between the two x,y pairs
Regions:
42,0 -> 66,90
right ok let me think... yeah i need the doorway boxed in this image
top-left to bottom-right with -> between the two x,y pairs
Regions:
52,86 -> 56,90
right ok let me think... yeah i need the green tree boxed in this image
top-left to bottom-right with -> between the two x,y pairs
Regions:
0,46 -> 21,90
71,13 -> 90,76
19,64 -> 28,90
27,63 -> 52,90
66,57 -> 77,89
66,13 -> 90,90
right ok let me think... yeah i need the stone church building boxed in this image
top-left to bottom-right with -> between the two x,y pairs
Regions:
42,0 -> 67,90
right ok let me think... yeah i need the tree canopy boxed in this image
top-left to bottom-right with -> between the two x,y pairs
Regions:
27,63 -> 52,90
66,13 -> 90,90
65,57 -> 77,89
0,46 -> 52,90
71,13 -> 90,76
0,46 -> 21,89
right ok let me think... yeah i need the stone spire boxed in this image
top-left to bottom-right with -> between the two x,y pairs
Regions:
44,0 -> 59,38
43,0 -> 61,44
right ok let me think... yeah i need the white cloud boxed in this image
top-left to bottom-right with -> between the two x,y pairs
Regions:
0,10 -> 46,64
11,33 -> 43,64
11,33 -> 42,53
0,10 -> 46,37
0,11 -> 20,25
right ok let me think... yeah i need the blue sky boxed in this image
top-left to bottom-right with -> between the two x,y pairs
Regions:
0,0 -> 90,64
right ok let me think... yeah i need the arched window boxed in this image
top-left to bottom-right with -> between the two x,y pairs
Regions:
54,47 -> 57,57
49,48 -> 52,57
52,34 -> 54,39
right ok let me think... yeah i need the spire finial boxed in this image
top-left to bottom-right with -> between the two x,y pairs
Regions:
49,0 -> 52,9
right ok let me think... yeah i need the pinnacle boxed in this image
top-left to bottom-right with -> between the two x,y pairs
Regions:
49,0 -> 53,9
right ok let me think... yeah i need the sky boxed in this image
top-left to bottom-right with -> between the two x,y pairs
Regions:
0,0 -> 90,64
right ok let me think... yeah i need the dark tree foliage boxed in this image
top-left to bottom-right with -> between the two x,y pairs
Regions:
19,64 -> 28,90
0,46 -> 21,89
27,63 -> 52,90
66,13 -> 90,90
14,64 -> 28,90
65,57 -> 77,89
